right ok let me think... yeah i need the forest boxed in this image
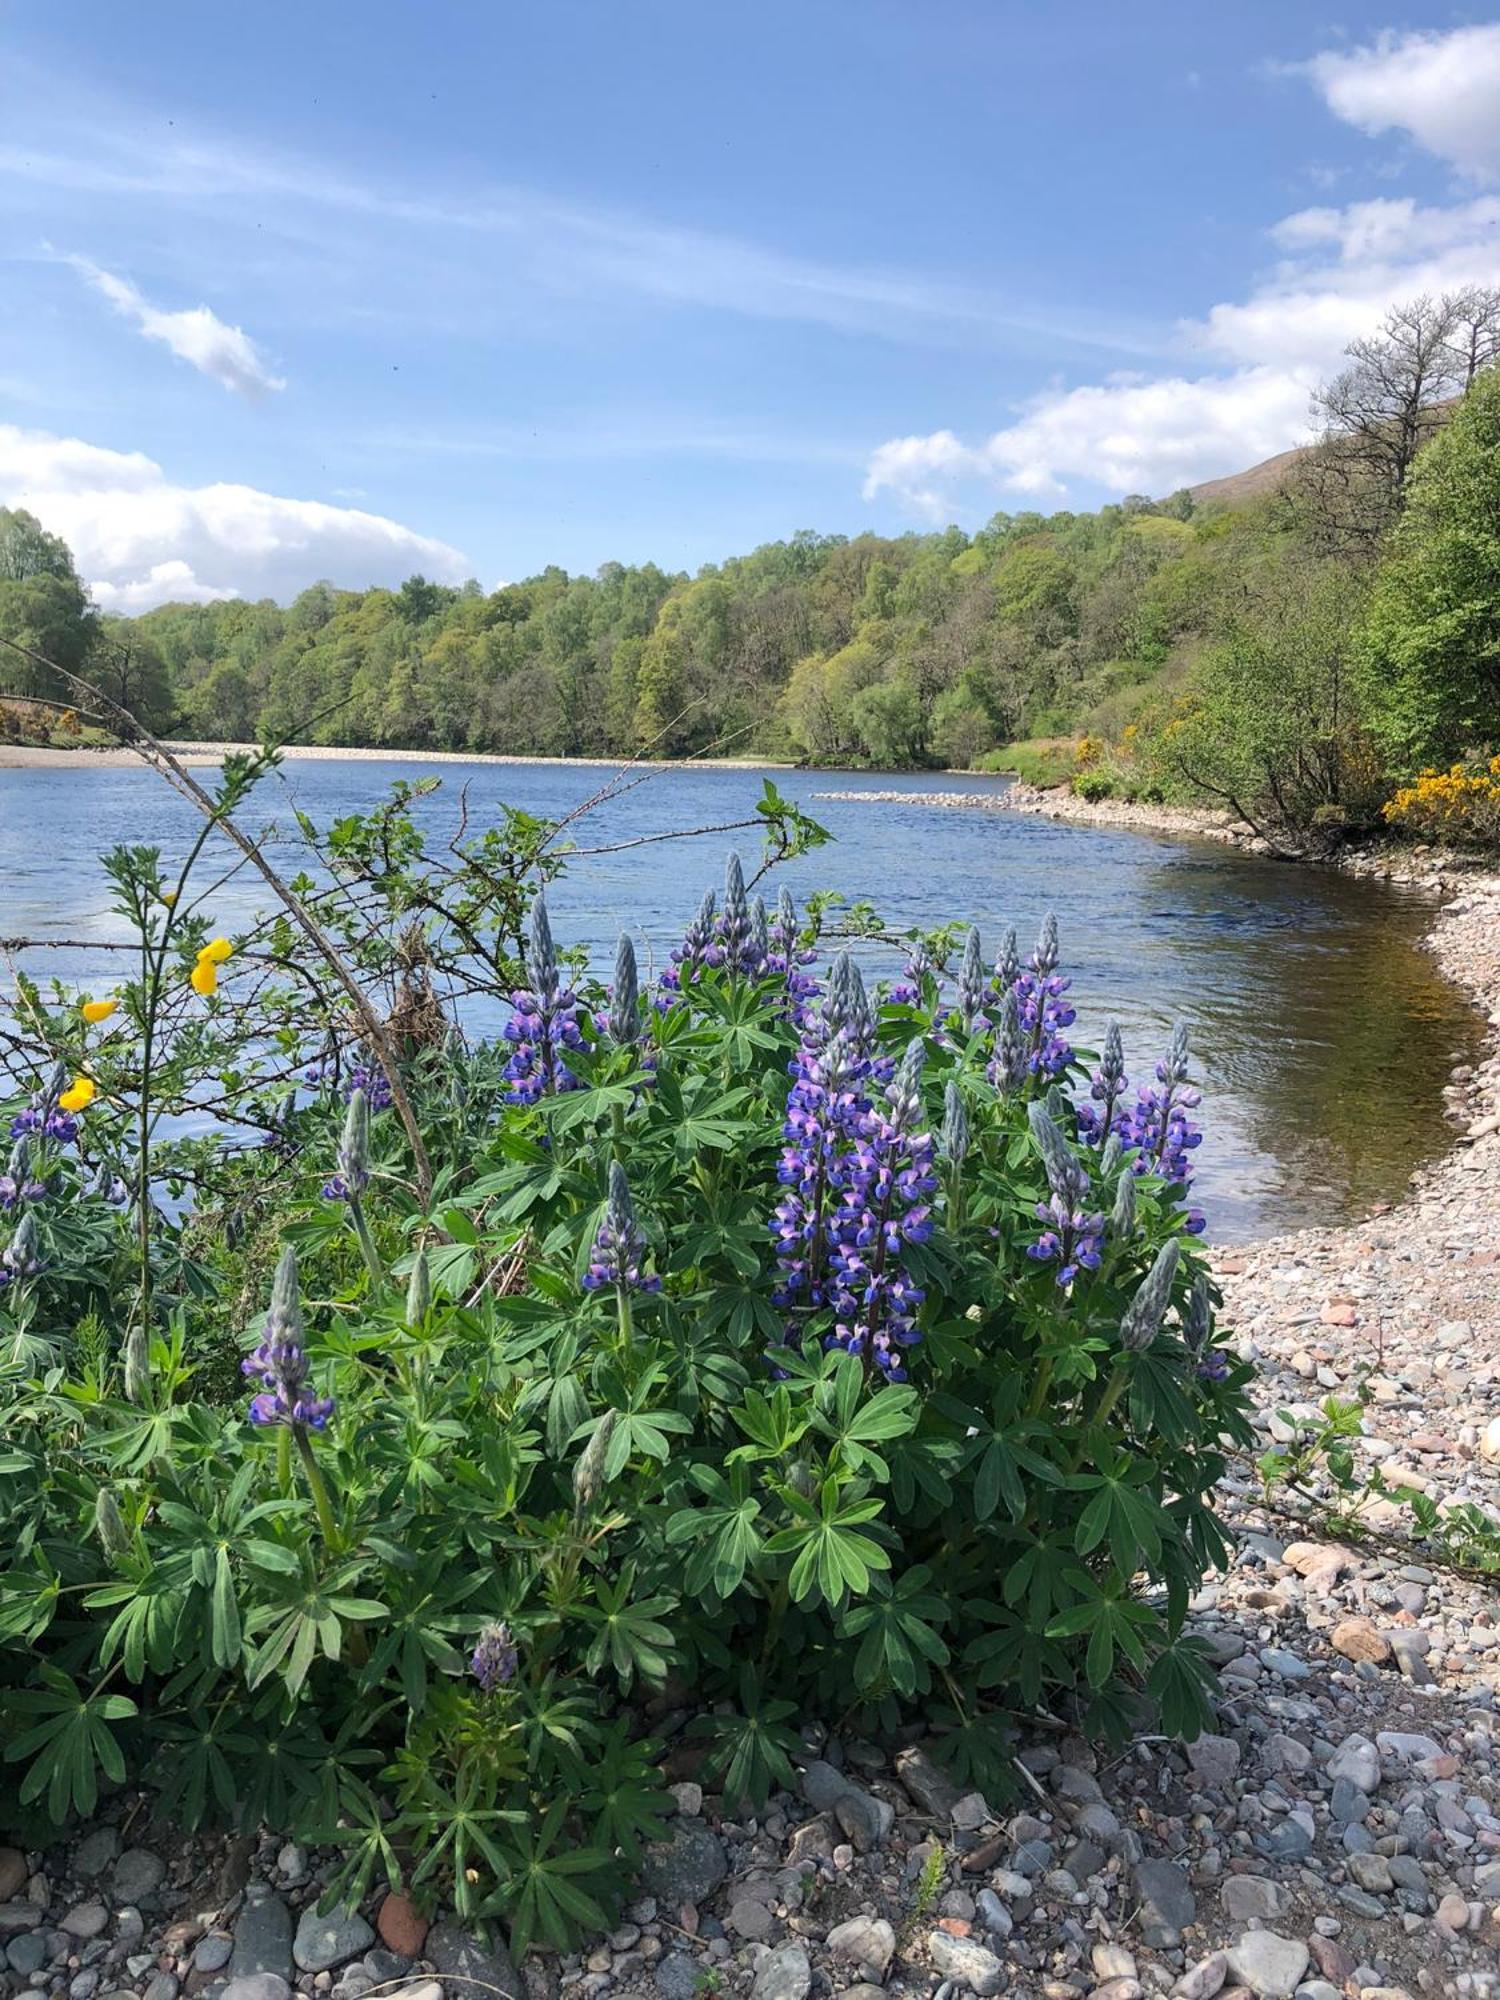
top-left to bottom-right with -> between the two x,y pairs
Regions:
3,289 -> 1499,846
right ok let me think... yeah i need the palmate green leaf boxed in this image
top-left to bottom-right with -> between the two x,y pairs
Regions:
1147,1634 -> 1216,1737
3,1667 -> 139,1822
148,1710 -> 256,1830
842,1566 -> 951,1696
688,1670 -> 800,1810
580,1724 -> 674,1863
765,1480 -> 890,1609
1045,1578 -> 1160,1689
578,1565 -> 678,1689
492,1798 -> 614,1955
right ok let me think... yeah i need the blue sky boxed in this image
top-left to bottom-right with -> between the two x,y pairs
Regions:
3,2 -> 1500,608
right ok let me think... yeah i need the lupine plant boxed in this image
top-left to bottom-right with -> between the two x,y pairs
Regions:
0,822 -> 1253,1955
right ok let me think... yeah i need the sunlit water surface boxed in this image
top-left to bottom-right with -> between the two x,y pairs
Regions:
0,760 -> 1479,1243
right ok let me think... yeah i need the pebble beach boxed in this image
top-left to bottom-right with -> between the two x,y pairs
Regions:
2,804 -> 1498,2000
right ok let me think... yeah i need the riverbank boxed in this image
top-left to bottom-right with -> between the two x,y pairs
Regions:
0,740 -> 790,773
3,786 -> 1498,2000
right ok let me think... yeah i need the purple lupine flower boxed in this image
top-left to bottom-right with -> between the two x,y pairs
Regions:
823,1037 -> 937,1381
344,1061 -> 393,1112
770,953 -> 876,1316
243,1245 -> 334,1431
583,1160 -> 661,1294
988,989 -> 1028,1092
322,1088 -> 371,1203
470,1620 -> 518,1691
1010,913 -> 1075,1081
1025,1102 -> 1104,1287
766,887 -> 820,1026
1079,1021 -> 1127,1147
717,853 -> 754,973
11,1062 -> 77,1145
1119,1025 -> 1203,1187
503,897 -> 585,1103
890,941 -> 931,1008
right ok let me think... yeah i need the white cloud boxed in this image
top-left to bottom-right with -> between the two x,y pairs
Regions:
1302,25 -> 1500,182
864,182 -> 1500,514
67,255 -> 285,398
0,425 -> 470,609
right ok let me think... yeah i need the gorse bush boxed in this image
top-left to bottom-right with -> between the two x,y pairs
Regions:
0,781 -> 1251,1953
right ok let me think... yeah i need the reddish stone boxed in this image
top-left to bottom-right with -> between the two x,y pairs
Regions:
1320,1301 -> 1358,1326
936,1918 -> 973,1937
1308,1936 -> 1355,1984
376,1891 -> 429,1956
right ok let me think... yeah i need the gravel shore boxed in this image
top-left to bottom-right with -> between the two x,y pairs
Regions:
3,835 -> 1497,2000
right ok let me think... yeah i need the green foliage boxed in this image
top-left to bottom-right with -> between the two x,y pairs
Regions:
1361,367 -> 1500,769
0,768 -> 1250,1945
1258,1392 -> 1500,1577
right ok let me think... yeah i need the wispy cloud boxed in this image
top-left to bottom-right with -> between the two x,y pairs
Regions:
64,254 -> 285,398
0,96 -> 1162,361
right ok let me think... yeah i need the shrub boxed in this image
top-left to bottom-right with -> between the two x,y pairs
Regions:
1073,770 -> 1116,802
0,806 -> 1249,1950
1382,753 -> 1500,846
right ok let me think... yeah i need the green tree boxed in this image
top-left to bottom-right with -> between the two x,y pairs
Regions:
0,508 -> 96,702
1360,366 -> 1500,768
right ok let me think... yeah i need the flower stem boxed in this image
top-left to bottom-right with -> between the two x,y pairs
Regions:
293,1426 -> 341,1550
348,1196 -> 385,1291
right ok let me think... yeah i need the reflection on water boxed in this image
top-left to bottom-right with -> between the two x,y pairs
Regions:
0,760 -> 1480,1243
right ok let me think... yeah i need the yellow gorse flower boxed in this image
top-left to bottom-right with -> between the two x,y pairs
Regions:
190,959 -> 218,997
81,997 -> 118,1024
58,1075 -> 96,1113
198,937 -> 233,965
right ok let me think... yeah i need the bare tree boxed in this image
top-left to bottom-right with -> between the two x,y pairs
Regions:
1295,289 -> 1500,552
1444,284 -> 1500,388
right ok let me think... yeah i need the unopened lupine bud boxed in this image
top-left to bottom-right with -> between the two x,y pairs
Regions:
43,1058 -> 68,1113
2,1212 -> 41,1277
721,853 -> 750,965
1044,1083 -> 1069,1125
1098,1022 -> 1126,1094
942,1081 -> 969,1165
405,1247 -> 432,1327
94,1487 -> 129,1557
1033,912 -> 1060,976
123,1321 -> 150,1403
1164,1023 -> 1191,1084
956,927 -> 986,1033
996,927 -> 1020,991
1028,1101 -> 1084,1201
995,990 -> 1026,1088
1119,1239 -> 1180,1351
528,895 -> 559,993
1111,1170 -> 1136,1239
335,1088 -> 370,1197
776,886 -> 797,945
887,1039 -> 925,1127
749,896 -> 770,969
609,934 -> 641,1044
1099,1133 -> 1124,1176
1183,1268 -> 1212,1352
573,1408 -> 617,1511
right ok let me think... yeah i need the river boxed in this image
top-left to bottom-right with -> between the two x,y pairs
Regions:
0,757 -> 1479,1243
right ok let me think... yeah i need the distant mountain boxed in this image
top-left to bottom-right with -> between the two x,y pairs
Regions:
1185,442 -> 1311,507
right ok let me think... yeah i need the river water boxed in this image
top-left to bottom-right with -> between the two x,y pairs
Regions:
0,758 -> 1479,1243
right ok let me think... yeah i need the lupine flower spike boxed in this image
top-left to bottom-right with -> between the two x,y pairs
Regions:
1025,1103 -> 1105,1288
243,1246 -> 335,1432
470,1620 -> 519,1692
503,897 -> 585,1102
584,1159 -> 661,1295
1119,1239 -> 1181,1351
953,927 -> 988,1036
608,934 -> 642,1045
941,1082 -> 969,1166
325,1088 -> 384,1287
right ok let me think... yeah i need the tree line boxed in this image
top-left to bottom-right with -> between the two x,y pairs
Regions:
2,286 -> 1498,845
